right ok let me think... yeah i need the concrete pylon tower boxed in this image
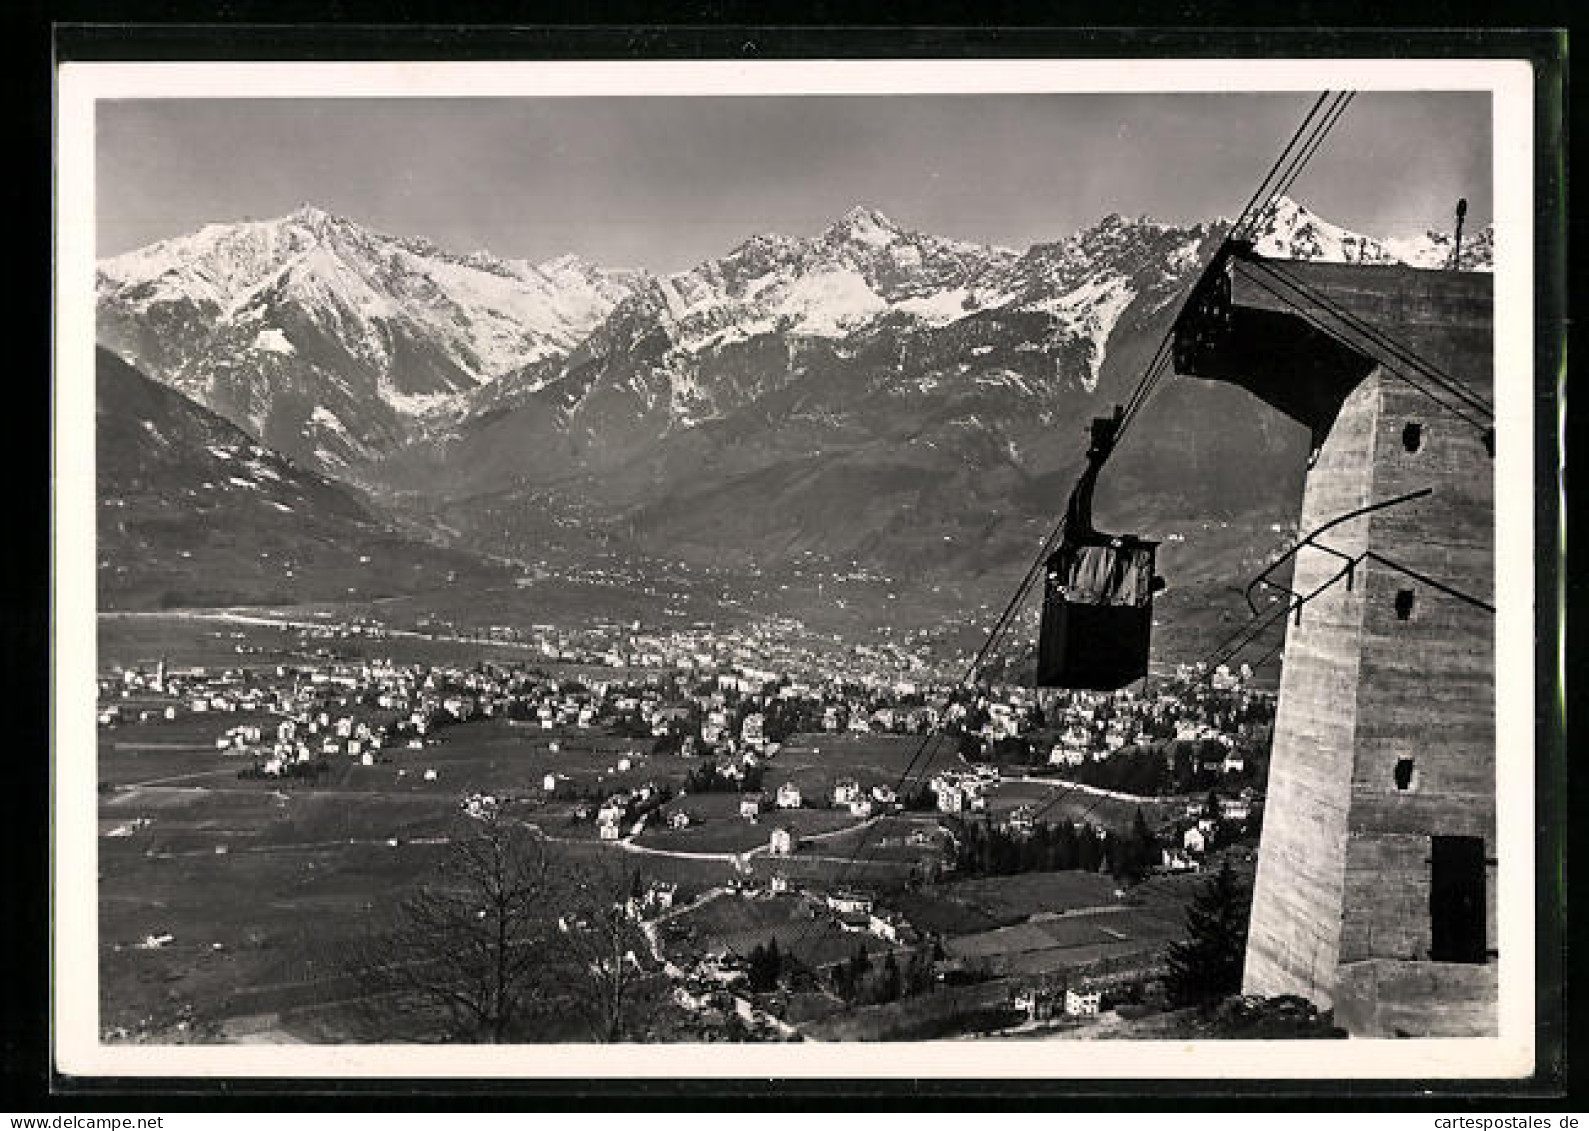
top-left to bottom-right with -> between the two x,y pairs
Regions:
1173,244 -> 1495,1037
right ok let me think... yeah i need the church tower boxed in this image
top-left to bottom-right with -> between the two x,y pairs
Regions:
1173,243 -> 1496,1037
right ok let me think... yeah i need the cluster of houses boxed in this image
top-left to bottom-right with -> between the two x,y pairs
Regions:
1037,669 -> 1272,768
730,776 -> 903,824
820,889 -> 918,945
1012,984 -> 1104,1022
575,780 -> 673,842
100,616 -> 1268,798
1157,791 -> 1261,872
927,765 -> 1000,814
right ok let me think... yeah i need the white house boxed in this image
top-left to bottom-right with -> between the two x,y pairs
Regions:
1006,804 -> 1037,835
867,912 -> 902,943
776,782 -> 803,809
739,793 -> 766,821
1182,826 -> 1208,854
768,826 -> 795,855
831,778 -> 862,806
1064,988 -> 1101,1017
1219,797 -> 1252,822
598,794 -> 631,826
826,891 -> 873,915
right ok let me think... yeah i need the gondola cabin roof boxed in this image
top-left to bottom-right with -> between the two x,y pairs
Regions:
1172,241 -> 1492,443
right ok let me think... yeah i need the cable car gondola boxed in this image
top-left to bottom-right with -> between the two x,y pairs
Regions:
1036,407 -> 1161,691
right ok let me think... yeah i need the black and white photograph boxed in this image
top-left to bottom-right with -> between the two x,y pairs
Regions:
51,57 -> 1543,1080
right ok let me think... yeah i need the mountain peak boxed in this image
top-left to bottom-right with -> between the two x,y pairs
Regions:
825,206 -> 903,246
538,251 -> 601,275
285,203 -> 343,229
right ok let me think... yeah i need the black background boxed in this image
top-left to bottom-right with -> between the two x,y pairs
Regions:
3,8 -> 1572,1110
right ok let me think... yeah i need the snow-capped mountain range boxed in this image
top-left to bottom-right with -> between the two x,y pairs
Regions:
98,205 -> 639,467
98,197 -> 1491,475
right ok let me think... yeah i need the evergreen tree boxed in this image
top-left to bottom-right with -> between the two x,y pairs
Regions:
748,938 -> 783,992
879,953 -> 902,1003
1163,857 -> 1252,1006
1113,806 -> 1158,884
848,941 -> 871,986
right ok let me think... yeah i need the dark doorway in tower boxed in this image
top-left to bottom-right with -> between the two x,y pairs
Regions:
1429,835 -> 1488,963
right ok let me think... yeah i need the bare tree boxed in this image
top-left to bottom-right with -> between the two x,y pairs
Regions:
347,804 -> 659,1043
347,805 -> 559,1042
547,854 -> 656,1042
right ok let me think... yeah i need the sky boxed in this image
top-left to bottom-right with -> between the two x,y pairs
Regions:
96,92 -> 1492,273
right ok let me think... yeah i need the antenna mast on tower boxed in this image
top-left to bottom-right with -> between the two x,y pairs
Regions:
1451,197 -> 1468,270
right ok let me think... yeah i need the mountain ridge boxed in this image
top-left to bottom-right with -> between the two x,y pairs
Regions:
100,196 -> 1492,477
96,347 -> 509,609
98,198 -> 1494,616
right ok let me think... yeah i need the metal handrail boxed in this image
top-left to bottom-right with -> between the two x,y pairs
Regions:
1245,488 -> 1434,619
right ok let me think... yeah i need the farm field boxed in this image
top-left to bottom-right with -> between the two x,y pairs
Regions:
980,779 -> 1183,831
766,733 -> 950,798
92,706 -> 741,1039
896,871 -> 1126,933
98,607 -> 699,675
636,793 -> 866,855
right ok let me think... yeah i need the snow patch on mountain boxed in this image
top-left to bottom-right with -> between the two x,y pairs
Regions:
251,327 -> 296,355
773,270 -> 889,337
895,288 -> 974,326
309,406 -> 350,437
1037,274 -> 1138,389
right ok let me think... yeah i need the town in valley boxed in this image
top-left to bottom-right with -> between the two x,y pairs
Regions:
98,599 -> 1274,1043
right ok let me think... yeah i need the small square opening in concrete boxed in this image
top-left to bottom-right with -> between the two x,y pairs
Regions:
1393,757 -> 1417,791
1394,589 -> 1416,620
1402,421 -> 1424,452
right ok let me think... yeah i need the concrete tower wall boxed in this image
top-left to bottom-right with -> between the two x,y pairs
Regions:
1242,373 -> 1380,1006
1332,361 -> 1496,1037
1178,254 -> 1496,1037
